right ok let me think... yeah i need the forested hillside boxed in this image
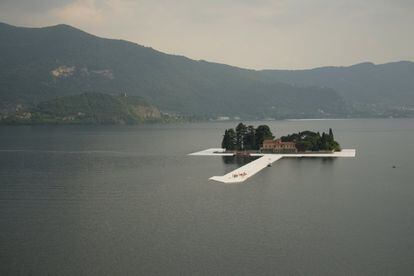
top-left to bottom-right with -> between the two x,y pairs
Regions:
0,22 -> 347,119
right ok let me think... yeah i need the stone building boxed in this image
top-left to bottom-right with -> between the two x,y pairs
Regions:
261,139 -> 297,153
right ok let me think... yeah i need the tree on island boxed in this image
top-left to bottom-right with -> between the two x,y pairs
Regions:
243,125 -> 256,150
221,123 -> 273,151
221,128 -> 237,150
235,123 -> 248,150
255,125 -> 274,150
281,128 -> 341,152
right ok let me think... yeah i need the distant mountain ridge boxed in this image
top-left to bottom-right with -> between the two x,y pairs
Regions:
0,21 -> 413,119
0,22 -> 346,119
259,61 -> 414,106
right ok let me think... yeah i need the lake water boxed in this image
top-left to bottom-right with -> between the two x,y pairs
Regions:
1,119 -> 414,275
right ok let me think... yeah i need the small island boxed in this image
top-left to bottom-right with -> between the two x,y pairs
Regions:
191,124 -> 354,183
221,123 -> 341,154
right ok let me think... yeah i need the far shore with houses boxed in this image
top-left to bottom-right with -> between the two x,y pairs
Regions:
221,123 -> 341,155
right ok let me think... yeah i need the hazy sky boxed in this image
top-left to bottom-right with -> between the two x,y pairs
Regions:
1,0 -> 413,69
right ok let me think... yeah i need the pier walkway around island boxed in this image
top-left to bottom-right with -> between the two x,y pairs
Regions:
189,148 -> 356,183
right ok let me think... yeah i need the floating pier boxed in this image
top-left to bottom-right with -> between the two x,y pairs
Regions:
189,148 -> 356,183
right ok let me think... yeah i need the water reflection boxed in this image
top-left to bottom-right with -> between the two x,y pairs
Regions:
321,157 -> 335,162
221,155 -> 260,165
221,155 -> 336,165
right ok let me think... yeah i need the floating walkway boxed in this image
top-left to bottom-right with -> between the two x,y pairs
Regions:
189,148 -> 356,183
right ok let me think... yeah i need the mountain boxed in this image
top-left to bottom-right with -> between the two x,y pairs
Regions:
258,61 -> 414,116
0,93 -> 165,125
0,22 -> 347,119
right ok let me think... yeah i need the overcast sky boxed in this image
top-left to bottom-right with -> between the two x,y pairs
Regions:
0,0 -> 413,69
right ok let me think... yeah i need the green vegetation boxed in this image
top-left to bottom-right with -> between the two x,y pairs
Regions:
281,128 -> 341,151
221,123 -> 274,150
0,22 -> 348,119
221,123 -> 341,152
2,22 -> 412,119
0,93 -> 173,125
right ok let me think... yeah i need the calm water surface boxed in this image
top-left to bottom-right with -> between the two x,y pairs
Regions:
1,119 -> 414,275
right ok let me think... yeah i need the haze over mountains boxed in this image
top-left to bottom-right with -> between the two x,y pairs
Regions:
0,22 -> 413,120
259,61 -> 414,115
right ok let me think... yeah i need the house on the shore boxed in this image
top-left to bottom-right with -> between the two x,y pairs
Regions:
261,139 -> 297,153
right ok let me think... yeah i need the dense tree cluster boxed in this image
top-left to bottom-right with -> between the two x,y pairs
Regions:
280,128 -> 341,151
222,124 -> 342,152
221,123 -> 273,151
